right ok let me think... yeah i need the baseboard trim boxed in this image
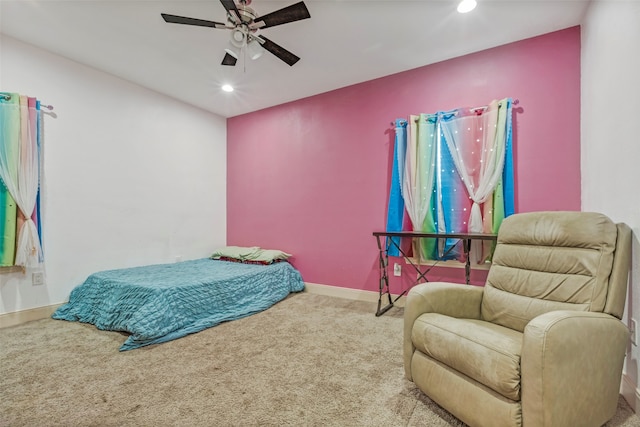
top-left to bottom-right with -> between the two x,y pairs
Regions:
0,303 -> 63,329
621,373 -> 640,413
303,282 -> 406,307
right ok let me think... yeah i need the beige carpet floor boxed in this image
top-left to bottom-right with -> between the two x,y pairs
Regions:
1,293 -> 639,427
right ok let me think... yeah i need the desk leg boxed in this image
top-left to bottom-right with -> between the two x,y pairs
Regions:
464,239 -> 471,285
375,236 -> 394,316
375,235 -> 410,316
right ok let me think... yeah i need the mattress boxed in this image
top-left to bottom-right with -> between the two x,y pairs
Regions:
52,258 -> 305,351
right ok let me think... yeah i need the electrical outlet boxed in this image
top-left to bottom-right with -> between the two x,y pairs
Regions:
175,255 -> 182,263
32,272 -> 44,286
631,319 -> 638,346
393,263 -> 402,277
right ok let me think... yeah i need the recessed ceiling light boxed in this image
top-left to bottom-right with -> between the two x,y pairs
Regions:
457,0 -> 477,13
222,84 -> 234,93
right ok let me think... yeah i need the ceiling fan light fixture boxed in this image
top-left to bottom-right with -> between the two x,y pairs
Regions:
230,28 -> 246,48
457,0 -> 477,13
247,39 -> 264,60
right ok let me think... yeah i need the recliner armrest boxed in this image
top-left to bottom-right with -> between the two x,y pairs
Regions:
404,282 -> 484,380
522,310 -> 629,427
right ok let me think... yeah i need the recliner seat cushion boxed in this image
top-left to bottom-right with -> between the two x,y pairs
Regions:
411,313 -> 523,401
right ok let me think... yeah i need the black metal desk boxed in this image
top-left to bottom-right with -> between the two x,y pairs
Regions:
372,231 -> 498,316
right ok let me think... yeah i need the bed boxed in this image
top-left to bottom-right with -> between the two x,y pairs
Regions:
52,257 -> 305,351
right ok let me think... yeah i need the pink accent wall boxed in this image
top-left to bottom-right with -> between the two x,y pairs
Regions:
227,27 -> 581,291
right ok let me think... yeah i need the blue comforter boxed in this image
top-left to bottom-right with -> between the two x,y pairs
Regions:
52,259 -> 305,351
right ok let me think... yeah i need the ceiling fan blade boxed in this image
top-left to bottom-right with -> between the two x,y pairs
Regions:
251,1 -> 310,29
219,0 -> 242,24
161,13 -> 226,29
222,52 -> 237,66
259,36 -> 300,66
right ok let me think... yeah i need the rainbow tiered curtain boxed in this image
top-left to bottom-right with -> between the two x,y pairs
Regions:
410,114 -> 438,262
385,98 -> 514,262
0,93 -> 44,267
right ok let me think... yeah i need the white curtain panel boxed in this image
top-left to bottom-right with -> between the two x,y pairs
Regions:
439,99 -> 509,260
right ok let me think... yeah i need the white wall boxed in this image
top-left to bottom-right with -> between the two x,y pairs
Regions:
0,35 -> 227,314
581,0 -> 640,409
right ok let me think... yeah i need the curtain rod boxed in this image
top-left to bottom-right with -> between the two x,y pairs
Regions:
392,98 -> 520,126
470,98 -> 520,113
1,94 -> 54,110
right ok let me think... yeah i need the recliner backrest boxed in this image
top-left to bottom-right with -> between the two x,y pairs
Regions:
481,211 -> 626,332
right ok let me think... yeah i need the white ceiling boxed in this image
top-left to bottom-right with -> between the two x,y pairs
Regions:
0,0 -> 590,118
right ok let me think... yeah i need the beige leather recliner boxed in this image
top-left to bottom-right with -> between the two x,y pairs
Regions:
404,211 -> 632,427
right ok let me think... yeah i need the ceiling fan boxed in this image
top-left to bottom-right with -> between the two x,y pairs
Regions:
161,0 -> 310,67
